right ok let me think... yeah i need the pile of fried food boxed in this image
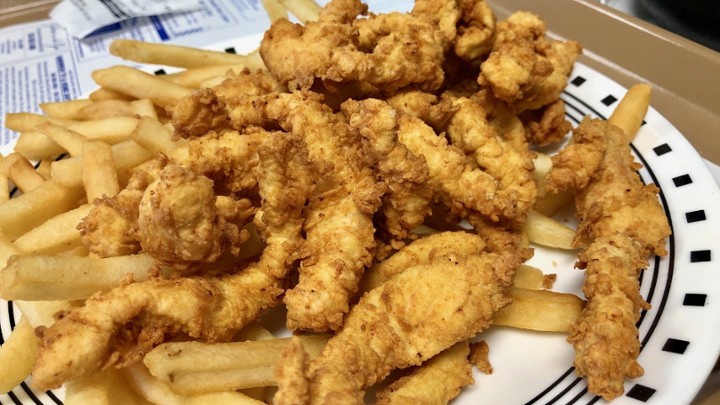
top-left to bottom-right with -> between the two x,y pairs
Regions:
0,0 -> 671,403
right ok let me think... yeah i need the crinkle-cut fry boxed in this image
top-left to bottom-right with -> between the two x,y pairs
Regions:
262,0 -> 289,22
0,253 -> 157,301
83,141 -> 120,201
91,66 -> 194,111
0,152 -> 45,192
3,112 -> 75,132
89,87 -> 137,101
521,209 -> 576,250
123,363 -> 265,405
608,83 -> 651,144
12,203 -> 92,255
144,335 -> 329,394
0,318 -> 39,394
130,99 -> 159,119
374,341 -> 474,405
40,99 -> 93,119
65,368 -> 152,405
109,39 -> 266,70
277,0 -> 321,22
0,179 -> 83,240
36,122 -> 87,156
164,64 -> 248,88
51,140 -> 153,188
493,288 -> 585,332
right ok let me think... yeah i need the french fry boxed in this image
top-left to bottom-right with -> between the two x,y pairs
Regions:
3,112 -> 74,132
12,203 -> 93,254
277,0 -> 321,22
0,230 -> 18,267
0,179 -> 83,240
109,39 -> 266,70
0,318 -> 40,394
83,141 -> 120,201
534,189 -> 574,217
199,75 -> 228,89
89,87 -> 136,102
0,173 -> 8,204
493,288 -> 586,332
533,152 -> 553,198
0,253 -> 157,301
130,117 -> 176,156
521,209 -> 576,250
513,264 -> 555,290
144,335 -> 329,394
609,83 -> 651,143
14,300 -> 73,328
51,140 -> 153,188
92,66 -> 195,111
123,363 -> 266,405
36,122 -> 87,157
164,64 -> 249,88
77,99 -> 135,120
65,368 -> 152,405
262,0 -> 289,22
15,117 -> 140,161
0,153 -> 45,192
36,159 -> 53,179
40,99 -> 94,119
130,99 -> 159,119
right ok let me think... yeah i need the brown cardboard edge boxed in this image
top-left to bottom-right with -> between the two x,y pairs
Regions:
0,1 -> 58,28
488,0 -> 720,164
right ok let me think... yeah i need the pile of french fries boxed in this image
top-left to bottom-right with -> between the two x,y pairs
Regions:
0,1 -> 655,403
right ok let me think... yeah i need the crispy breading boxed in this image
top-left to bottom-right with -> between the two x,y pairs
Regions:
307,248 -> 520,404
546,118 -> 608,194
519,99 -> 573,146
342,98 -> 432,245
32,133 -> 314,390
275,336 -> 312,405
374,341 -> 474,405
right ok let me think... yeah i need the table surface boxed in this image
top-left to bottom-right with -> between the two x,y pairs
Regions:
0,1 -> 719,404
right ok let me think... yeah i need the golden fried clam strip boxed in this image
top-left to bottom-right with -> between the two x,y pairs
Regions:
556,119 -> 670,400
306,247 -> 523,404
228,91 -> 383,332
447,97 -> 537,222
341,98 -> 432,246
31,133 -> 314,390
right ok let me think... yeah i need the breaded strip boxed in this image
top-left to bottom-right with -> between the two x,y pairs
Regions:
307,248 -> 522,403
564,119 -> 670,400
374,341 -> 474,405
342,98 -> 432,245
32,133 -> 314,390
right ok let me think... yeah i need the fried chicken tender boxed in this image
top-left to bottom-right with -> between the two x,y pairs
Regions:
341,98 -> 432,245
479,11 -> 581,112
519,99 -> 573,146
558,119 -> 671,400
275,336 -> 312,405
568,234 -> 649,401
31,133 -> 314,391
374,341 -> 474,405
137,163 -> 249,272
385,90 -> 457,132
79,156 -> 166,258
447,97 -> 537,222
394,110 -> 507,221
172,88 -> 230,139
306,248 -> 520,404
360,231 -> 485,292
260,0 -> 446,95
226,91 -> 383,332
